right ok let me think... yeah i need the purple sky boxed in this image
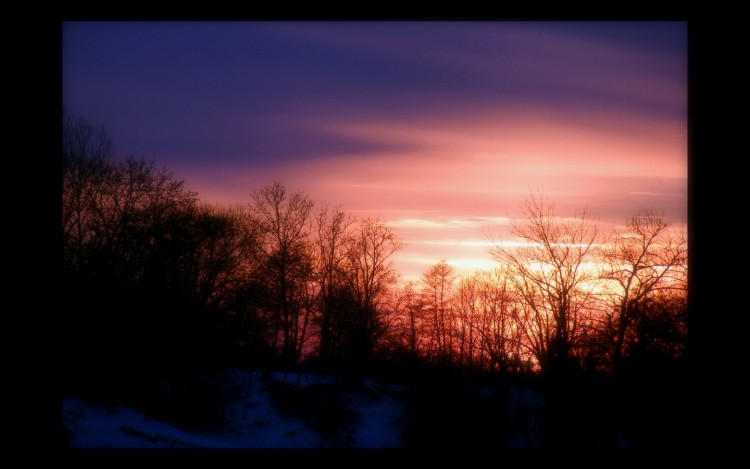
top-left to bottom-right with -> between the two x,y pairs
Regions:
62,21 -> 688,281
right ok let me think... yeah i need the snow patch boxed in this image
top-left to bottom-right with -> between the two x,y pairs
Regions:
64,369 -> 407,448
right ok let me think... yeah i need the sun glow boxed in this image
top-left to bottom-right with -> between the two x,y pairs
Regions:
448,258 -> 498,272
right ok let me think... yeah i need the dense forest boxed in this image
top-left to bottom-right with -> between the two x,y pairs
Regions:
62,111 -> 689,446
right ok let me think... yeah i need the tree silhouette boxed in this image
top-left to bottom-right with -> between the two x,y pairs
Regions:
314,204 -> 357,362
342,217 -> 403,364
62,108 -> 113,276
421,260 -> 456,365
189,204 -> 258,312
453,275 -> 478,369
385,281 -> 423,361
62,112 -> 231,390
599,210 -> 687,373
249,182 -> 316,364
490,193 -> 599,377
473,269 -> 527,373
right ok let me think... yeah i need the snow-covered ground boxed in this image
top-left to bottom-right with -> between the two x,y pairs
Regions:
63,370 -> 407,448
63,371 -> 636,448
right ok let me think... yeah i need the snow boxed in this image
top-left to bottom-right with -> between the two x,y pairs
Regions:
63,397 -> 233,448
65,370 -> 630,448
63,370 -> 406,448
354,380 -> 405,448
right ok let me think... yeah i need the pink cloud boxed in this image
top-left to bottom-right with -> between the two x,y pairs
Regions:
171,104 -> 686,281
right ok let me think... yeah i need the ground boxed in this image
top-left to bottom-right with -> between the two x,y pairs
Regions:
63,370 -> 407,448
63,369 -> 639,448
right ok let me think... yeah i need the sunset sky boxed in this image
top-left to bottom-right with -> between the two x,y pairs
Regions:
62,21 -> 688,281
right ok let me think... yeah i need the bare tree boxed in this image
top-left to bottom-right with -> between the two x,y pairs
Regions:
249,182 -> 315,363
397,281 -> 423,359
454,275 -> 479,369
189,204 -> 259,311
474,269 -> 528,373
343,217 -> 403,363
421,260 -> 456,364
87,159 -> 198,288
61,112 -> 231,378
490,193 -> 600,375
62,110 -> 114,273
599,209 -> 687,372
314,204 -> 357,360
63,129 -> 198,290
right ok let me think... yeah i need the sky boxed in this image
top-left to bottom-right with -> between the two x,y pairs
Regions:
62,21 -> 688,282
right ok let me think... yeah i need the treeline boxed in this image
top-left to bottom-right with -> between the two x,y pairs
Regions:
408,198 -> 687,380
62,112 -> 687,390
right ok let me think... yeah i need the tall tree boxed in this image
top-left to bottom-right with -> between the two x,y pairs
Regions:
599,209 -> 687,373
187,204 -> 259,312
314,204 -> 356,360
421,260 -> 456,364
62,112 -> 212,379
388,281 -> 423,360
343,217 -> 403,363
62,109 -> 113,274
454,275 -> 479,369
490,193 -> 600,375
474,269 -> 527,373
249,182 -> 315,363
